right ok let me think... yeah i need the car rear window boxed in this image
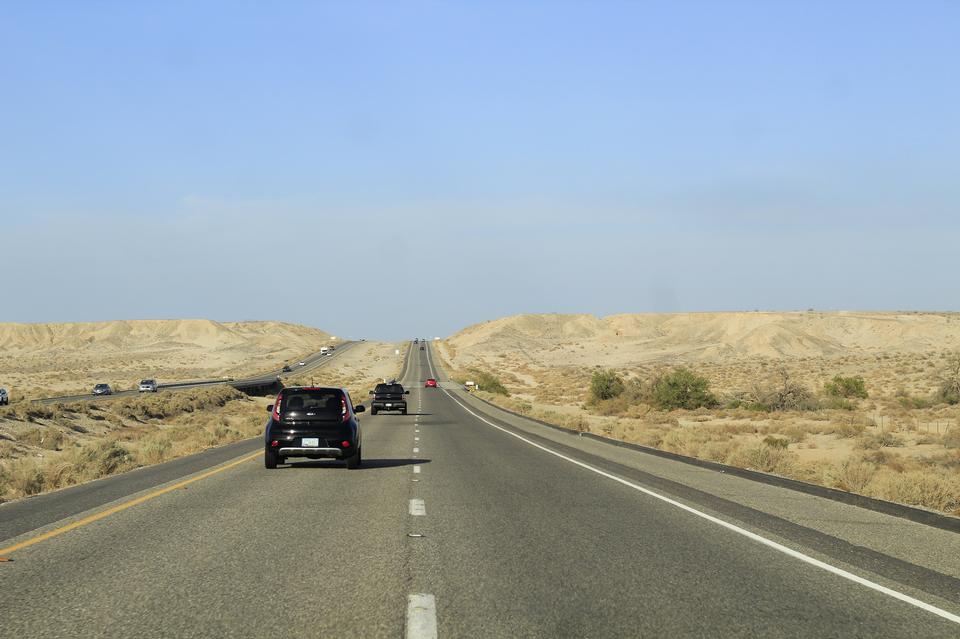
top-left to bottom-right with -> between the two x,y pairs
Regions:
280,389 -> 344,417
375,384 -> 404,394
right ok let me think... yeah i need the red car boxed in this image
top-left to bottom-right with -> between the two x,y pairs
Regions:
424,378 -> 438,388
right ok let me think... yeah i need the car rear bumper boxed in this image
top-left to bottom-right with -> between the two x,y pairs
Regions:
278,446 -> 343,458
372,402 -> 406,410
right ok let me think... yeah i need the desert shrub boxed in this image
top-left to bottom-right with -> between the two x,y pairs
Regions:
591,394 -> 630,416
58,440 -> 135,481
820,396 -> 856,411
897,395 -> 934,409
871,470 -> 960,512
832,459 -> 876,492
942,428 -> 960,449
649,368 -> 717,411
0,402 -> 56,423
826,418 -> 867,438
467,370 -> 509,396
935,353 -> 960,405
728,443 -> 796,474
138,437 -> 173,465
745,369 -> 817,412
17,426 -> 65,450
823,375 -> 868,399
6,458 -> 44,498
855,432 -> 904,450
588,370 -> 625,404
763,435 -> 790,449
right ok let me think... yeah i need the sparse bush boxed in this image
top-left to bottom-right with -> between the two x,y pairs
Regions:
820,396 -> 856,411
728,443 -> 796,474
138,437 -> 172,465
7,458 -> 44,498
855,432 -> 904,450
897,395 -> 934,409
468,370 -> 509,396
18,426 -> 65,450
649,368 -> 717,411
746,369 -> 817,412
871,470 -> 960,512
823,375 -> 868,399
827,418 -> 867,438
763,435 -> 790,449
588,370 -> 624,404
941,428 -> 960,449
832,459 -> 876,492
590,394 -> 632,416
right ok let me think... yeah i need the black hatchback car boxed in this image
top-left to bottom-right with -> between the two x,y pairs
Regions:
264,387 -> 365,469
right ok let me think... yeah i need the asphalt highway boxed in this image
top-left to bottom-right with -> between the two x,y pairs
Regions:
1,344 -> 959,637
34,341 -> 356,405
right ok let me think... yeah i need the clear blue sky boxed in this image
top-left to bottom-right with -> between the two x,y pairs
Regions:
2,1 -> 958,339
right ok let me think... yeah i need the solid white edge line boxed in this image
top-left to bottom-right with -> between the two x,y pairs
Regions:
426,347 -> 960,626
406,593 -> 438,639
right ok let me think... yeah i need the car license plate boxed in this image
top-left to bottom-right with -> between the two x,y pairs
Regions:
385,403 -> 392,407
302,438 -> 319,447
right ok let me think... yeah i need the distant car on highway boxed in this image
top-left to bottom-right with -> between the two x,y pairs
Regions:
420,345 -> 425,351
281,365 -> 292,372
263,386 -> 365,469
414,338 -> 419,344
369,381 -> 409,415
92,383 -> 112,396
298,361 -> 306,366
320,346 -> 330,355
138,379 -> 158,393
424,378 -> 437,388
0,388 -> 8,405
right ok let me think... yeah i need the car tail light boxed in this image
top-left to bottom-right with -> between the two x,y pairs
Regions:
341,396 -> 349,423
341,440 -> 350,448
270,440 -> 279,447
272,393 -> 282,422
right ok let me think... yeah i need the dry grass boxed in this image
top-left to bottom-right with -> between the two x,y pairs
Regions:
0,386 -> 266,502
435,341 -> 960,516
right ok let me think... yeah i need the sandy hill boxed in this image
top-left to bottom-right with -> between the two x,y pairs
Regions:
0,319 -> 330,355
442,312 -> 960,369
0,320 -> 335,394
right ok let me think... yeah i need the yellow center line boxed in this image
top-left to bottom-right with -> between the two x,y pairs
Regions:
0,451 -> 260,557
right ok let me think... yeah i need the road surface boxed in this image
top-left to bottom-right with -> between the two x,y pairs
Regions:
1,344 -> 959,637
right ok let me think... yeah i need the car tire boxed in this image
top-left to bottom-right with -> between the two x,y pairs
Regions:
402,409 -> 407,415
345,448 -> 361,469
371,408 -> 378,415
264,449 -> 278,469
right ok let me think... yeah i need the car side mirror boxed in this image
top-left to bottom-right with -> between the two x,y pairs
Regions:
368,390 -> 374,395
405,390 -> 410,395
355,405 -> 366,413
266,404 -> 274,413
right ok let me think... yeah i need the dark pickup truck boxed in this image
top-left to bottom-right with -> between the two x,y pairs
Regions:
369,382 -> 409,415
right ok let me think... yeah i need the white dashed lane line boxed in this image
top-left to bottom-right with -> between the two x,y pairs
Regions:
413,465 -> 421,474
409,498 -> 426,516
413,447 -> 420,453
406,593 -> 438,639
